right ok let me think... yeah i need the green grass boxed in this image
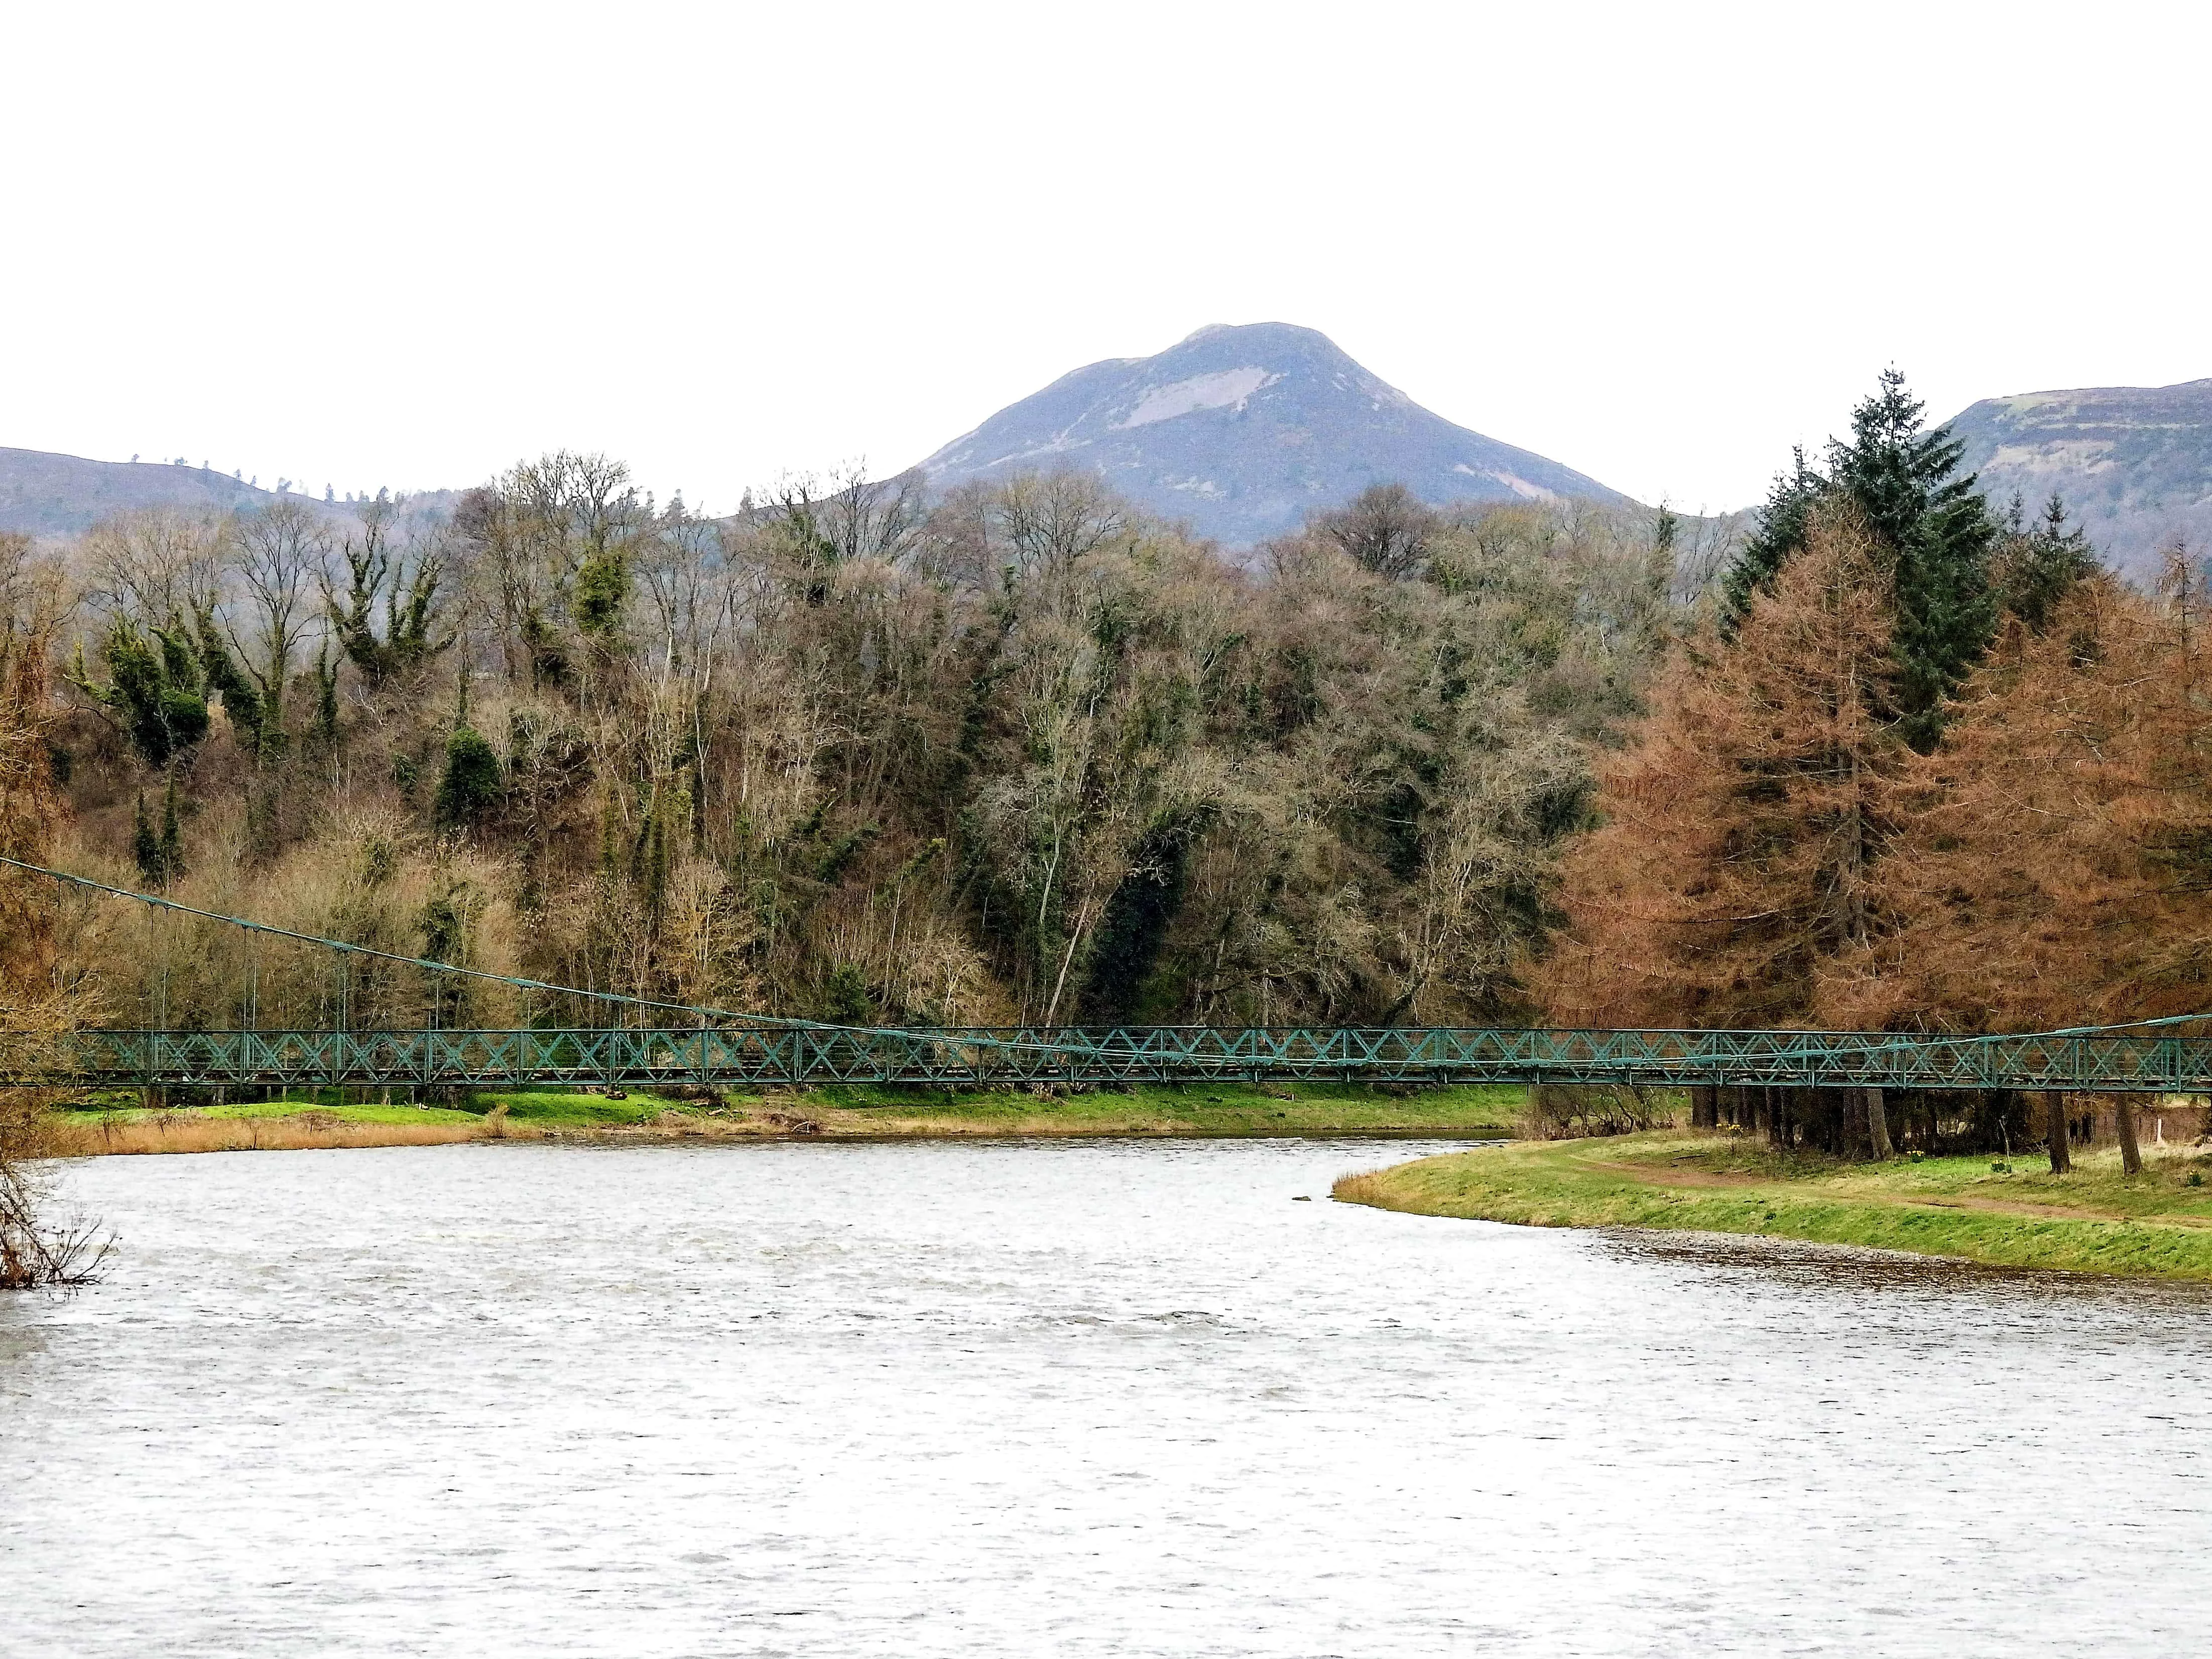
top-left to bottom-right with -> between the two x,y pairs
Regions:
453,1089 -> 670,1126
62,1092 -> 483,1127
785,1079 -> 1522,1137
60,1080 -> 1524,1139
1335,1131 -> 2212,1278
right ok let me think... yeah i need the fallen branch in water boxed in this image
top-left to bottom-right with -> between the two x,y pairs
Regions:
1,1144 -> 116,1289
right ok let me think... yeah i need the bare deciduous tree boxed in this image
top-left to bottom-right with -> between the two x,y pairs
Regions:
223,497 -> 330,757
1,540 -> 111,1288
1316,482 -> 1439,579
996,470 -> 1130,578
79,508 -> 224,624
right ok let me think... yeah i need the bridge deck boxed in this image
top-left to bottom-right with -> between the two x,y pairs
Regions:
8,1025 -> 2212,1094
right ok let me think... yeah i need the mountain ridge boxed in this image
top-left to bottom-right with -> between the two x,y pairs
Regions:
1945,379 -> 2212,578
0,447 -> 457,540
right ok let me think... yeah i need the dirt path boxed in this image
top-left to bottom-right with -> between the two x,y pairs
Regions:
1913,1194 -> 2212,1227
1587,1157 -> 1765,1190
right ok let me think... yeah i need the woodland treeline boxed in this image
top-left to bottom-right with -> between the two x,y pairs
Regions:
3,464 -> 1677,1036
3,370 -> 2207,1163
1546,373 -> 2209,1162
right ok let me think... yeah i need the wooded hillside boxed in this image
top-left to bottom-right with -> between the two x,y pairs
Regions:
12,468 -> 1672,1031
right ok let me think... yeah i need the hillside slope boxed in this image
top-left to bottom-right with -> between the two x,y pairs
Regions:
1946,380 -> 2212,578
0,447 -> 461,539
0,449 -> 292,537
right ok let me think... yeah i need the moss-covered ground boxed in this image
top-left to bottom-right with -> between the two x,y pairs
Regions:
1334,1130 -> 2212,1279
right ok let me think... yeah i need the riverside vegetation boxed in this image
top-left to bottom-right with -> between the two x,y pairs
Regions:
1335,1128 -> 2212,1279
7,371 -> 2212,1275
1342,373 -> 2212,1269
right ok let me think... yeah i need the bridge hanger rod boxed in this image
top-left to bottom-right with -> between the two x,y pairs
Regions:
0,855 -> 1181,1060
9,853 -> 2212,1054
0,853 -> 928,1043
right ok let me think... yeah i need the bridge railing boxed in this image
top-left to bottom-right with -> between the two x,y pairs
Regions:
10,1024 -> 2212,1093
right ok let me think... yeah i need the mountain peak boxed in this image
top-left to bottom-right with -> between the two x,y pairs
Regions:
914,324 -> 1626,547
1176,320 -> 1325,347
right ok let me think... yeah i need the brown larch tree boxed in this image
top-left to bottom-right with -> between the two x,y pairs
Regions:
1542,513 -> 1907,1153
1842,564 -> 2212,1172
1545,513 -> 1905,1025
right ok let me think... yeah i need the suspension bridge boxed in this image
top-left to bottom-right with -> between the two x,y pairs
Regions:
4,857 -> 2209,1096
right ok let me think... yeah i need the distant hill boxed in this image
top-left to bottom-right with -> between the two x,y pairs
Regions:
0,447 -> 460,540
912,322 -> 1632,547
1946,380 -> 2212,579
1,449 -> 290,537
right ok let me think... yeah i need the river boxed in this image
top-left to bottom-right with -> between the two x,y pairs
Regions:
3,1138 -> 2208,1655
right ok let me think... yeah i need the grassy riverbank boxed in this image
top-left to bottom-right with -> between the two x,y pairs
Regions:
1334,1130 -> 2212,1278
53,1080 -> 1524,1155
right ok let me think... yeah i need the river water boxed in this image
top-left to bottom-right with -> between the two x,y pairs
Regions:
4,1138 -> 2209,1656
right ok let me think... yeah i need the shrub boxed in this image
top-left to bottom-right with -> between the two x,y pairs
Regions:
433,725 -> 503,828
1524,1083 -> 1671,1140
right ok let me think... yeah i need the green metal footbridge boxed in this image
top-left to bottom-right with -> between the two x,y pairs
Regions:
4,858 -> 2208,1095
14,1021 -> 2212,1094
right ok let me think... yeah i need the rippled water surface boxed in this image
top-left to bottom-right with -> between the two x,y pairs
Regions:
5,1138 -> 2211,1656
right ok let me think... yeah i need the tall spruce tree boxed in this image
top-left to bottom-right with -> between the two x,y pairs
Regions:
1833,370 -> 1997,749
1722,370 -> 1999,749
1991,492 -> 2098,632
1722,446 -> 1826,631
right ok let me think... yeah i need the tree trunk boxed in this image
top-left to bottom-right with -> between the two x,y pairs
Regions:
1866,1086 -> 1893,1160
1755,1087 -> 1775,1145
1691,1085 -> 1716,1129
2116,1097 -> 2143,1175
2044,1090 -> 2070,1174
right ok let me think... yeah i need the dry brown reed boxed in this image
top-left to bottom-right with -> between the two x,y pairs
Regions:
53,1113 -> 488,1157
1328,1170 -> 1398,1209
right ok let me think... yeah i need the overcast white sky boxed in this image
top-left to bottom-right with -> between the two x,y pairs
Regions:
6,1 -> 2207,516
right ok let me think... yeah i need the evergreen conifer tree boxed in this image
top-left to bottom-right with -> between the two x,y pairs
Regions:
1833,371 -> 1997,749
131,792 -> 161,885
1722,447 -> 1825,630
1992,492 -> 2099,632
1721,370 -> 1999,749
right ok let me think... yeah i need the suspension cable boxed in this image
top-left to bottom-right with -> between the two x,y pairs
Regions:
7,852 -> 2210,1053
0,853 -> 932,1042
